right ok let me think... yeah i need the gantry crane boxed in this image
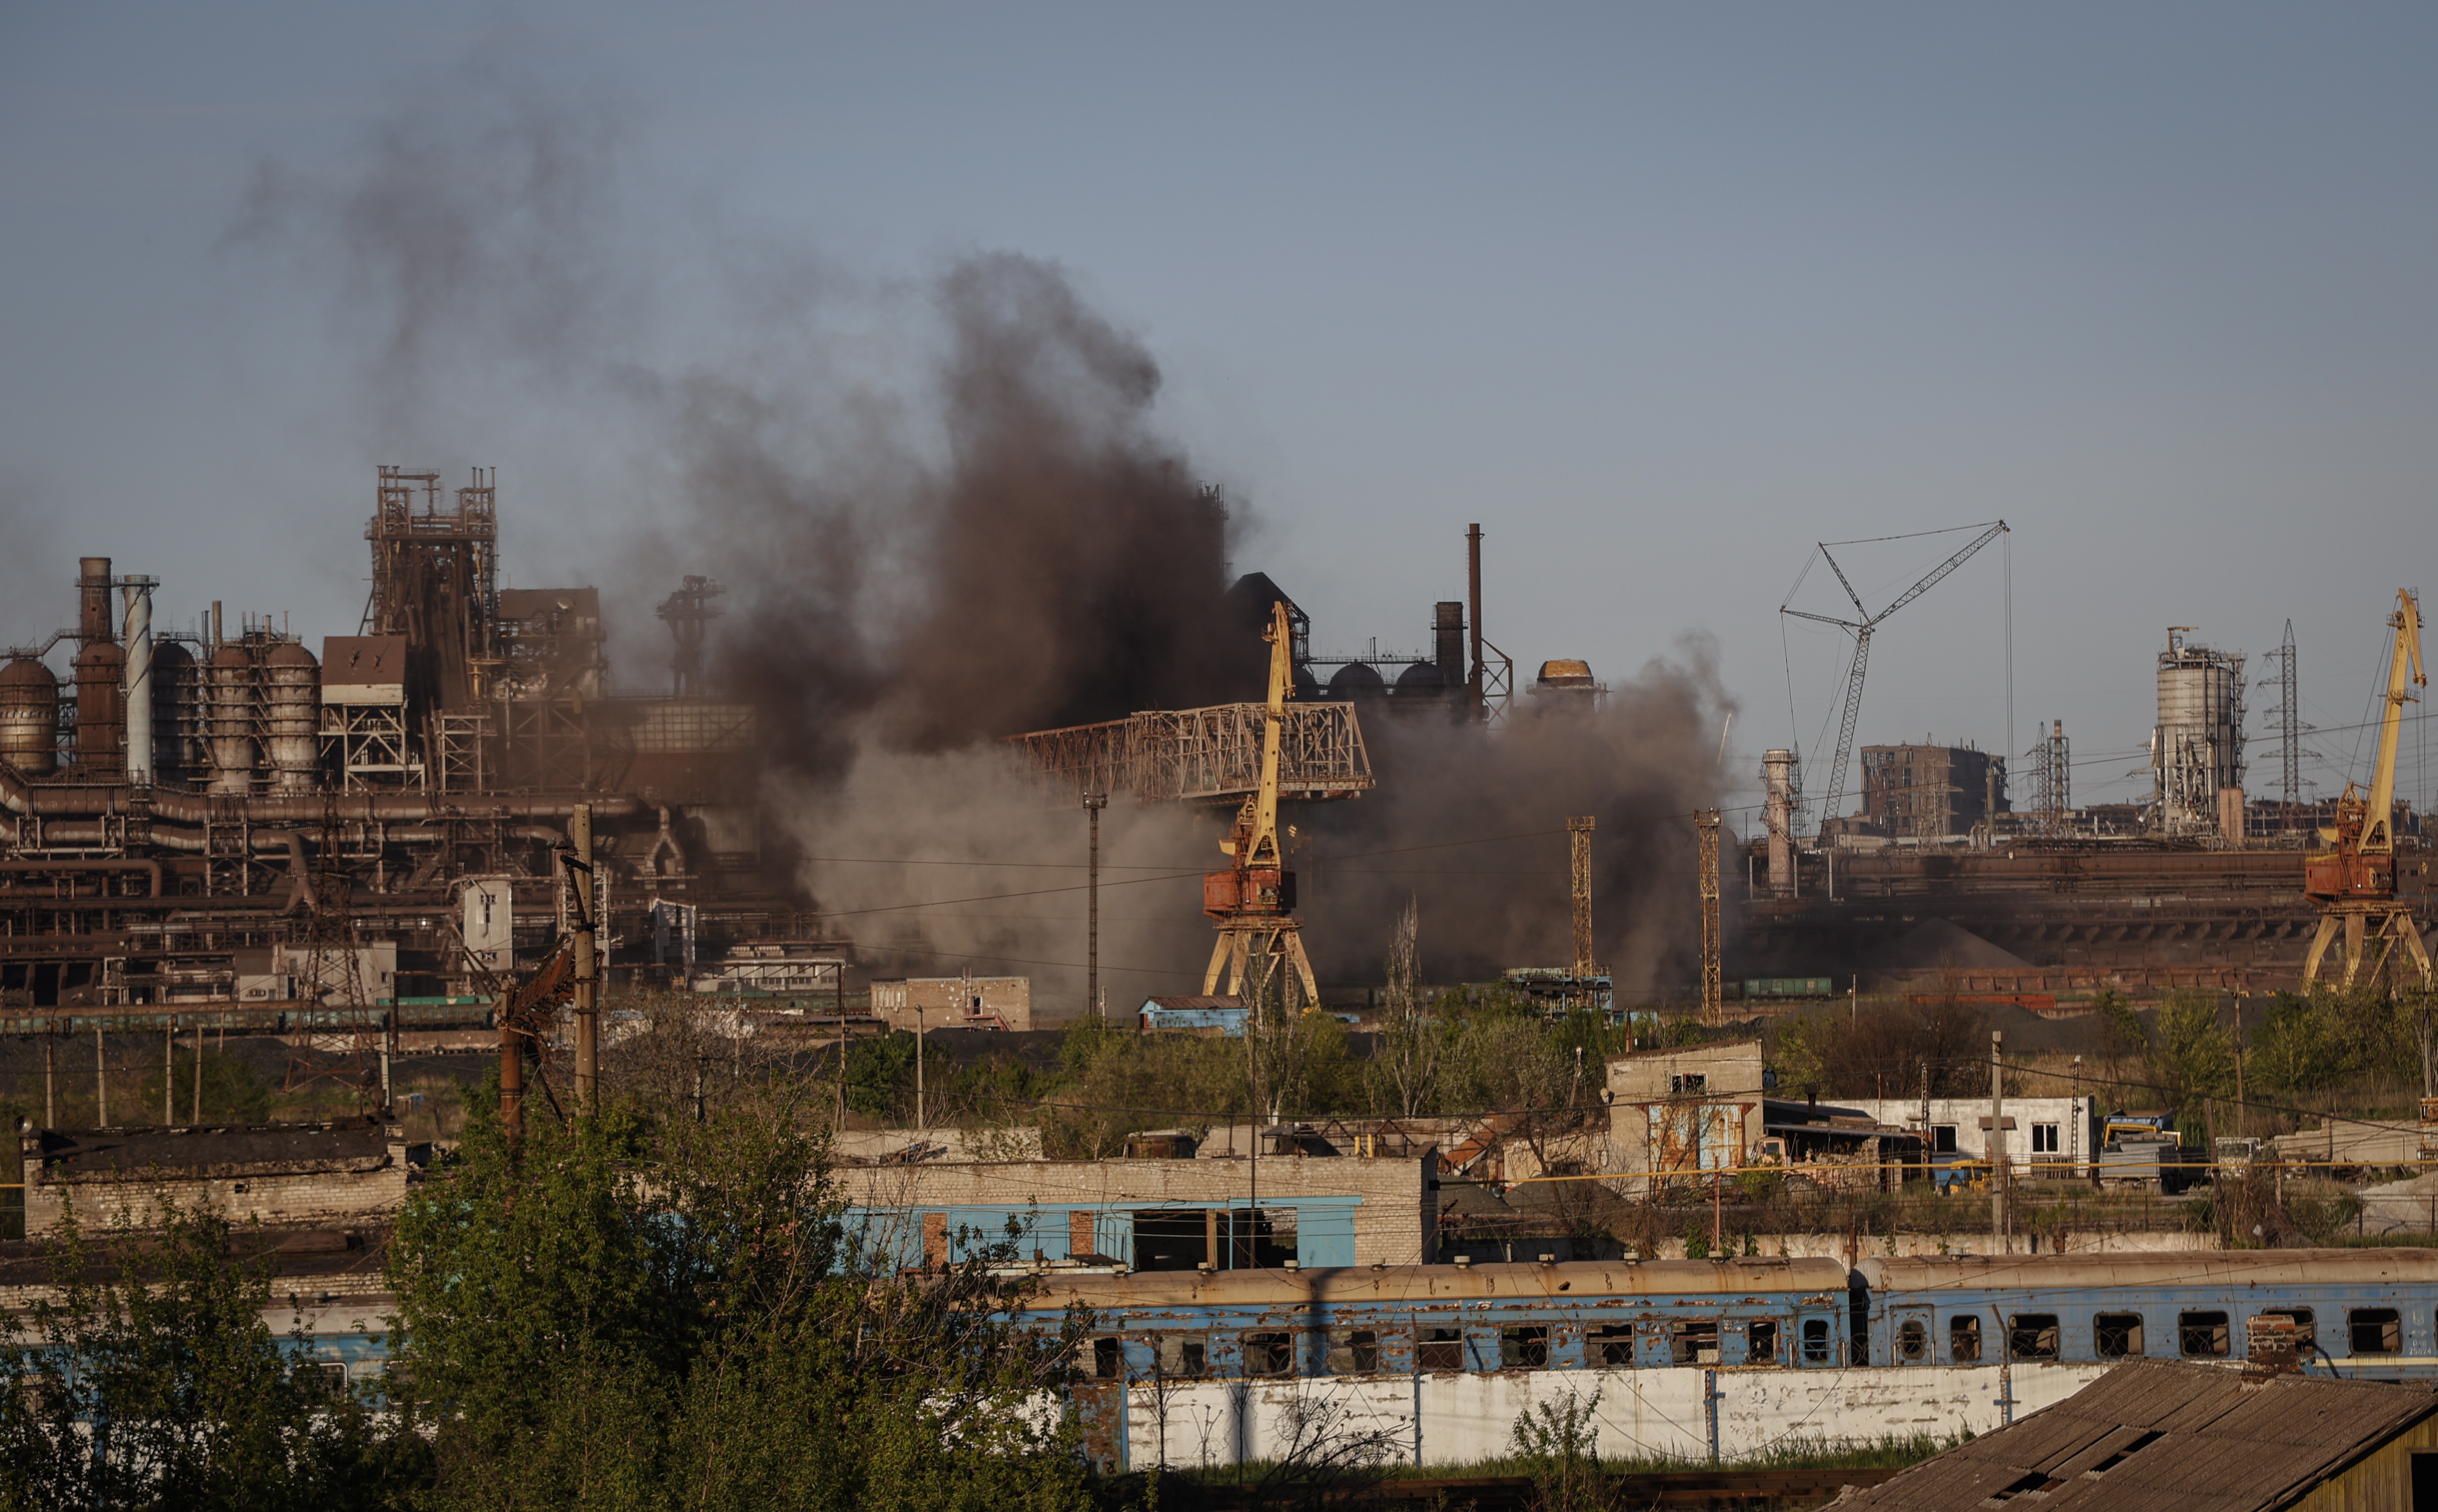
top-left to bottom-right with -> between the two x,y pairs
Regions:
1203,601 -> 1321,1007
2302,589 -> 2433,990
1781,520 -> 2008,834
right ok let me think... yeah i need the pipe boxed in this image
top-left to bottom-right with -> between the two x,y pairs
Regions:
0,859 -> 162,896
0,764 -> 640,825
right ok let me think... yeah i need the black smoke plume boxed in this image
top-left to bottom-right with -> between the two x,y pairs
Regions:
241,60 -> 1735,1011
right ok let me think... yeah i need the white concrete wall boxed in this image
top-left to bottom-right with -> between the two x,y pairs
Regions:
1116,1362 -> 2111,1470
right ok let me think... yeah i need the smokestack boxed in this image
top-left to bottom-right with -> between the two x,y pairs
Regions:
77,558 -> 113,643
1434,602 -> 1464,702
1763,749 -> 1796,897
1466,525 -> 1484,719
121,578 -> 154,786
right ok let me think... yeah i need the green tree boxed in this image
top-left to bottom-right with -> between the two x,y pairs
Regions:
2147,991 -> 2235,1111
390,1088 -> 1095,1512
0,1199 -> 419,1512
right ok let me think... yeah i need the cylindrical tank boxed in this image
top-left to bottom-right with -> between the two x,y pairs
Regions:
121,583 -> 153,785
259,640 -> 321,793
2152,631 -> 2244,836
73,638 -> 124,775
1327,662 -> 1387,701
206,643 -> 256,794
0,657 -> 60,776
1393,660 -> 1447,698
1763,748 -> 1796,897
150,641 -> 197,783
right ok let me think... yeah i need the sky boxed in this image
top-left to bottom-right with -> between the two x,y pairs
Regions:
3,2 -> 2434,817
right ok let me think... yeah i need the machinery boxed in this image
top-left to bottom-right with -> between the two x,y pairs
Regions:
2301,589 -> 2433,990
1202,602 -> 1320,1007
1780,520 -> 2009,836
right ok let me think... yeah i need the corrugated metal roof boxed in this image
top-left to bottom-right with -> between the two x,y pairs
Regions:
1022,1257 -> 1851,1311
1829,1358 -> 2438,1511
1857,1248 -> 2438,1292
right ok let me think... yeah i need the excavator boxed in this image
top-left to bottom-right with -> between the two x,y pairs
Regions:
1203,601 -> 1321,1008
2301,588 -> 2434,990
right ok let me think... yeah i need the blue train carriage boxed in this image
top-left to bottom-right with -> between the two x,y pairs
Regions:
1857,1251 -> 2438,1380
1012,1259 -> 1855,1470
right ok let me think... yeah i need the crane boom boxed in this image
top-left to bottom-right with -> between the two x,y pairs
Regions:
2363,589 -> 2425,857
1783,520 -> 2008,834
2301,588 -> 2433,990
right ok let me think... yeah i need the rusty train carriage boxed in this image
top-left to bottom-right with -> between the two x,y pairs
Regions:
1026,1259 -> 1856,1383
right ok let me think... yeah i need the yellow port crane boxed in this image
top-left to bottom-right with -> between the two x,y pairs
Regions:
2301,588 -> 2433,990
1203,601 -> 1320,1006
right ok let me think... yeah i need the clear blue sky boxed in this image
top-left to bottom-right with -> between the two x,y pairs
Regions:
4,3 -> 2433,813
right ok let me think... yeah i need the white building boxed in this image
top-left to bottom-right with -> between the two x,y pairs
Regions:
1839,1096 -> 2100,1177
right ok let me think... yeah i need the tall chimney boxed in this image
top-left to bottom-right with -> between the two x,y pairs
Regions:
1466,525 -> 1485,718
1433,601 -> 1464,699
77,558 -> 113,643
1763,749 -> 1796,897
121,579 -> 155,786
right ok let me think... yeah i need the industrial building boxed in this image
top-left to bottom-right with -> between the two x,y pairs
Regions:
0,468 -> 812,1027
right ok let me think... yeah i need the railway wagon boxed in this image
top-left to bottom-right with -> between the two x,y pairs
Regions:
1020,1258 -> 1858,1382
1856,1251 -> 2438,1380
1017,1259 -> 1865,1469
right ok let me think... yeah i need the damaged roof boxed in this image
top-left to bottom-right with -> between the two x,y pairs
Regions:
1828,1358 -> 2438,1511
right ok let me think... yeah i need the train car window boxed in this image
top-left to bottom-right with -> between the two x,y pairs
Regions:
1748,1321 -> 1780,1365
1670,1320 -> 1719,1366
2009,1315 -> 2061,1361
2094,1313 -> 2145,1359
1157,1335 -> 1208,1378
2177,1311 -> 2229,1358
1501,1326 -> 1550,1369
1417,1328 -> 1465,1372
1324,1329 -> 1379,1375
2259,1308 -> 2315,1349
2350,1308 -> 2402,1356
1801,1319 -> 1831,1365
1589,1324 -> 1634,1366
1949,1316 -> 1981,1364
1895,1319 -> 1928,1363
1242,1332 -> 1294,1377
1092,1338 -> 1123,1380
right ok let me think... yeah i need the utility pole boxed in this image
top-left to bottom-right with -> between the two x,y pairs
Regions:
1697,811 -> 1722,1025
191,1017 -> 202,1125
95,1024 -> 107,1127
914,1004 -> 925,1133
1085,791 -> 1108,1019
163,1016 -> 174,1125
1991,1030 -> 2007,1253
45,1025 -> 55,1128
570,803 -> 600,1112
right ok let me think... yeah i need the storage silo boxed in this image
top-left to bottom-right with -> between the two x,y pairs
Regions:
259,640 -> 322,792
205,642 -> 257,794
2153,628 -> 2245,838
0,657 -> 60,776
